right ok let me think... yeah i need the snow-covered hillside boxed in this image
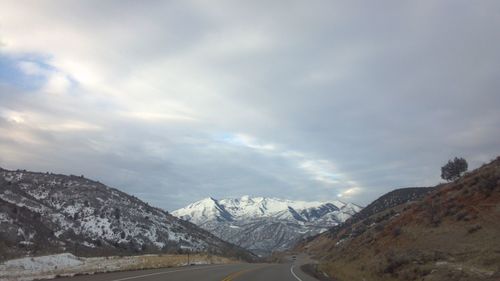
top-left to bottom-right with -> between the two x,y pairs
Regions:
0,168 -> 254,262
173,196 -> 362,255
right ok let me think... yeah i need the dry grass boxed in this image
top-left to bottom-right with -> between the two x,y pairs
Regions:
0,253 -> 240,281
124,253 -> 238,270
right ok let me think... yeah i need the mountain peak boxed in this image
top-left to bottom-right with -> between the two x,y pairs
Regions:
173,195 -> 361,255
176,196 -> 361,221
173,197 -> 233,224
199,196 -> 218,204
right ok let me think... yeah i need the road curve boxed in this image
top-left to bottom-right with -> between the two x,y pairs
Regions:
54,261 -> 319,281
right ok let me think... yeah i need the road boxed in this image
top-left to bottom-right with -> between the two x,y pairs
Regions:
55,257 -> 319,281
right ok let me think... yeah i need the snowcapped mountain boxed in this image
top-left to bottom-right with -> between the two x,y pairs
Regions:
173,196 -> 362,256
0,168 -> 254,261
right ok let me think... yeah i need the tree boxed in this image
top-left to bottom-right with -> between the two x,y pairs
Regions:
441,157 -> 468,182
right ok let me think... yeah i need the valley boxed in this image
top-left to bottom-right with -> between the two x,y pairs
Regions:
1,157 -> 499,281
2,1 -> 499,280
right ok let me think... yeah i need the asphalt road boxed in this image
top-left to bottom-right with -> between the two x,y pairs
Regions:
55,258 -> 319,281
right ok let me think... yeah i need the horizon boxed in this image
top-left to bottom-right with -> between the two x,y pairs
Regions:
0,164 -> 365,210
1,1 -> 499,211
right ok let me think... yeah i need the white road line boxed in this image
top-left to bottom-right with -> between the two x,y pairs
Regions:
290,265 -> 304,281
110,264 -> 228,281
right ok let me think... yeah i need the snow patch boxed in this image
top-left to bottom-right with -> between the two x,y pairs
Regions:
1,253 -> 82,272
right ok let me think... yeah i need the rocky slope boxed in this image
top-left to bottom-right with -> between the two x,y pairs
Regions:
298,157 -> 500,281
173,196 -> 361,256
0,168 -> 255,262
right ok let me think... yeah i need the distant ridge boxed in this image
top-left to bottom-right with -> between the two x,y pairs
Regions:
173,195 -> 361,256
324,186 -> 434,238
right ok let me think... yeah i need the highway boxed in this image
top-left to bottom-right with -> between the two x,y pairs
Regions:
55,258 -> 319,281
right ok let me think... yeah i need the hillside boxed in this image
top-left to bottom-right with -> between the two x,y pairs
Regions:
324,187 -> 434,240
173,196 -> 361,256
300,157 -> 500,281
0,168 -> 255,262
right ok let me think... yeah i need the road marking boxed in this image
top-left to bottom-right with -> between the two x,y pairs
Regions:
290,265 -> 304,281
221,265 -> 269,281
110,264 -> 227,281
221,268 -> 253,281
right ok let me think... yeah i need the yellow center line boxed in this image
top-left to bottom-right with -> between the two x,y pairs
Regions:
221,264 -> 270,281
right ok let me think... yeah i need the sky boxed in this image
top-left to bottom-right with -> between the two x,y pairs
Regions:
0,1 -> 499,211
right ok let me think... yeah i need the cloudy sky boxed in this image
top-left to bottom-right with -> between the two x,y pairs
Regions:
1,1 -> 499,210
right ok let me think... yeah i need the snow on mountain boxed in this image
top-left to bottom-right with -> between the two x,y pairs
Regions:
0,168 -> 254,262
173,196 -> 362,256
174,197 -> 234,224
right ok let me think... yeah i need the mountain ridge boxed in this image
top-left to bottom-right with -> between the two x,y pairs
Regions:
0,167 -> 255,262
173,195 -> 361,256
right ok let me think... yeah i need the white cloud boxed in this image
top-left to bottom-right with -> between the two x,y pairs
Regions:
0,109 -> 26,124
299,159 -> 339,185
17,61 -> 47,76
0,107 -> 100,133
337,187 -> 363,198
220,132 -> 362,194
224,133 -> 276,151
39,120 -> 101,132
124,111 -> 197,122
0,1 -> 498,209
43,72 -> 71,94
16,60 -> 72,94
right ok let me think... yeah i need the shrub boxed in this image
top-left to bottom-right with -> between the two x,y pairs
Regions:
392,226 -> 402,237
467,224 -> 482,234
374,223 -> 385,232
477,175 -> 497,195
455,211 -> 468,221
383,251 -> 411,275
